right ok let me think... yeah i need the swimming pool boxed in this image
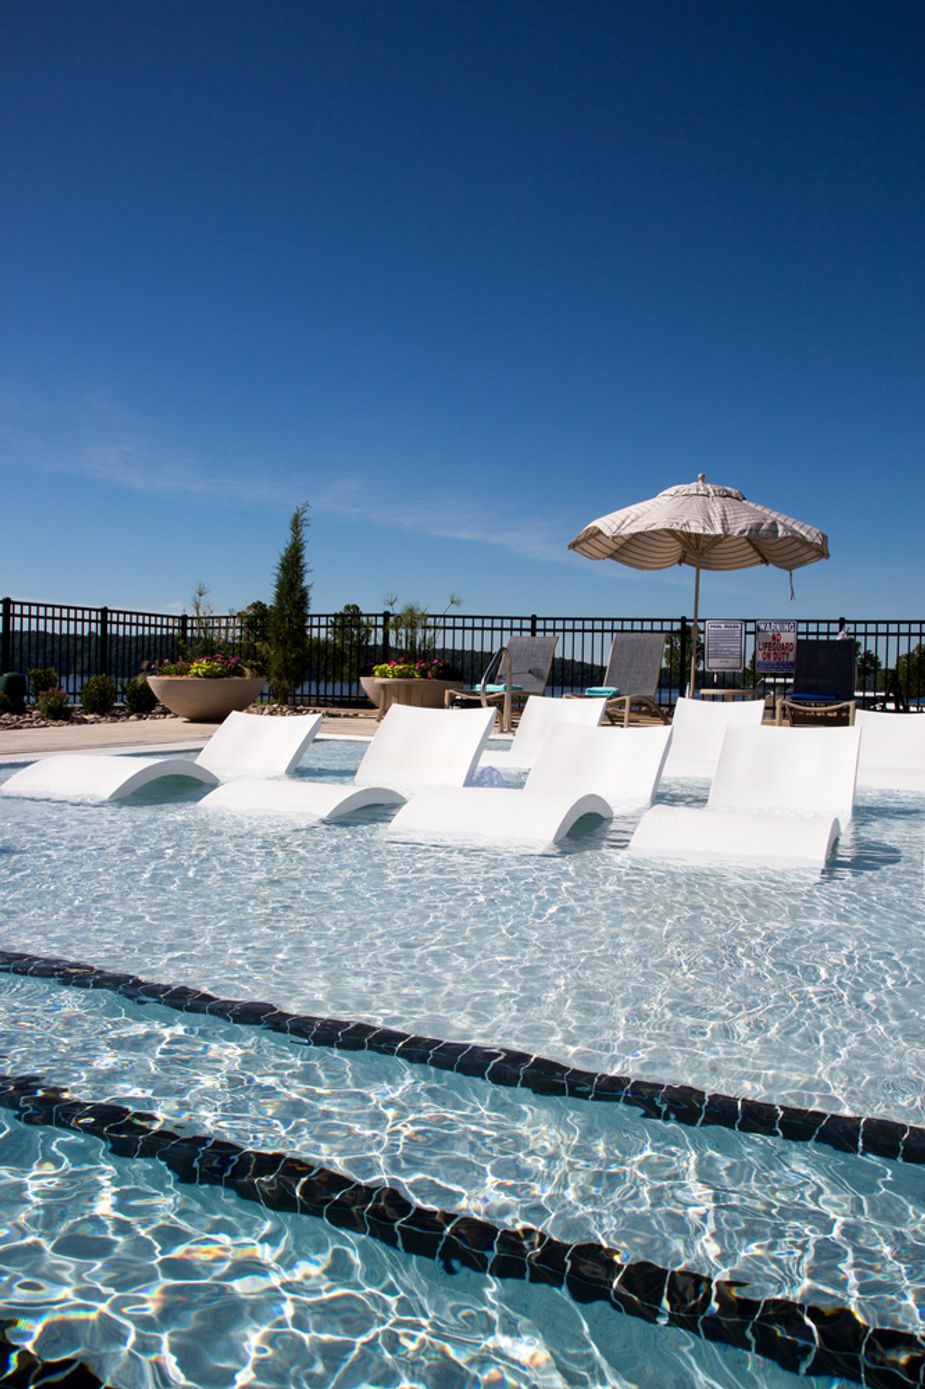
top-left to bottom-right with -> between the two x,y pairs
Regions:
1,737 -> 924,1387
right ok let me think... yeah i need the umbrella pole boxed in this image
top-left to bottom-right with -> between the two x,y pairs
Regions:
688,565 -> 701,698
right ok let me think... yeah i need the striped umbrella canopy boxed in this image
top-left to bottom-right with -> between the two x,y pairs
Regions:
568,475 -> 829,695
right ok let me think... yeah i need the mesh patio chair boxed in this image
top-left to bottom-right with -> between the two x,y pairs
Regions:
566,631 -> 670,727
446,635 -> 558,732
775,639 -> 856,727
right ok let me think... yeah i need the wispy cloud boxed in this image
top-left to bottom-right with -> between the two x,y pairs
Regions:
0,389 -> 575,566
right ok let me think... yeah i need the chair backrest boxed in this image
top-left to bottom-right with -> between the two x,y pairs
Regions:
355,704 -> 496,791
792,639 -> 856,701
660,696 -> 765,780
855,709 -> 925,790
195,710 -> 322,777
603,632 -> 666,696
526,723 -> 672,809
495,635 -> 558,694
708,724 -> 861,825
508,694 -> 606,760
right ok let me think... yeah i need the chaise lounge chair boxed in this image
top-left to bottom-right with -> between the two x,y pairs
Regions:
658,695 -> 766,781
447,635 -> 558,732
198,703 -> 496,822
855,709 -> 925,792
478,694 -> 607,774
567,631 -> 670,727
775,639 -> 857,726
628,723 -> 861,869
0,710 -> 323,803
386,722 -> 673,851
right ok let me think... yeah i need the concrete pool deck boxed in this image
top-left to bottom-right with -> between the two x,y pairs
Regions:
0,711 -> 380,763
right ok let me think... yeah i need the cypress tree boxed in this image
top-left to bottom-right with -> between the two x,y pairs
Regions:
268,503 -> 311,704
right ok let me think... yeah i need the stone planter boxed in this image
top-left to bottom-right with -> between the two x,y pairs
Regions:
147,675 -> 265,723
360,676 -> 463,719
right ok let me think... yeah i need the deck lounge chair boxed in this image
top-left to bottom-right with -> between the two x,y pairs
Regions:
659,695 -> 765,781
775,639 -> 856,726
0,710 -> 323,803
447,635 -> 558,731
629,723 -> 861,869
479,694 -> 607,774
855,709 -> 925,792
387,722 -> 672,851
198,704 -> 496,822
567,631 -> 670,727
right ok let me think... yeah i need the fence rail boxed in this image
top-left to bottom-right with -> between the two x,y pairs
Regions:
2,598 -> 923,710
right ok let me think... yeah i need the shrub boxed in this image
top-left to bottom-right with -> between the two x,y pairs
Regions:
124,675 -> 158,715
0,693 -> 11,714
28,667 -> 59,696
36,688 -> 70,721
80,674 -> 117,715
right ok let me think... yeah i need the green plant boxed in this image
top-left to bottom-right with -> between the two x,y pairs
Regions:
383,594 -> 462,661
80,674 -> 117,715
28,667 -> 59,696
0,693 -> 11,714
372,658 -> 455,680
236,600 -> 271,675
268,503 -> 311,704
145,654 -> 249,678
124,675 -> 158,715
36,687 -> 70,721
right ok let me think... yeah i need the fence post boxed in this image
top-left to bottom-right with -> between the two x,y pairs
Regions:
530,613 -> 538,637
380,611 -> 391,662
679,617 -> 688,702
1,597 -> 10,673
179,613 -> 189,655
98,606 -> 110,677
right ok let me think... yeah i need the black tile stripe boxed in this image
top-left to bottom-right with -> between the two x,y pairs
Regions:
1,948 -> 922,1167
1,1072 -> 923,1389
0,1316 -> 107,1386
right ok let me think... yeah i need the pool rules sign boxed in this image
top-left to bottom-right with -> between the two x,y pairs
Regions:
704,620 -> 745,673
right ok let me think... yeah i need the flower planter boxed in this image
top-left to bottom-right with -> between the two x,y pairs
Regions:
147,675 -> 265,723
360,676 -> 463,719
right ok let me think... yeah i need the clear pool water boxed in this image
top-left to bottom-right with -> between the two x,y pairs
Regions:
1,738 -> 924,1387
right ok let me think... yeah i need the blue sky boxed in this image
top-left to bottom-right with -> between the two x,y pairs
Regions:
2,0 -> 923,621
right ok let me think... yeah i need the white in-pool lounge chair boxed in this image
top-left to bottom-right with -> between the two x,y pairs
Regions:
478,695 -> 607,774
855,709 -> 925,792
386,723 -> 672,851
659,694 -> 765,781
0,710 -> 323,803
198,704 -> 496,821
628,723 -> 861,870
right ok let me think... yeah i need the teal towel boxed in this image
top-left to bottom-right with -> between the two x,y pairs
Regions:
484,683 -> 523,693
584,686 -> 619,697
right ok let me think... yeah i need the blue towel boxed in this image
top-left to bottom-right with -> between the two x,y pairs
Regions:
584,686 -> 619,697
484,683 -> 523,693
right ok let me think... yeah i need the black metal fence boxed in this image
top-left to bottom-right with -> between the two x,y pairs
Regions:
2,597 -> 924,710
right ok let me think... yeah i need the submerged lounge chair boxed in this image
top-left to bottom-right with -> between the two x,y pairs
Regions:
855,709 -> 925,792
198,703 -> 496,822
567,631 -> 670,727
387,722 -> 672,851
628,723 -> 861,870
659,695 -> 765,781
478,694 -> 607,774
448,635 -> 558,731
0,710 -> 323,803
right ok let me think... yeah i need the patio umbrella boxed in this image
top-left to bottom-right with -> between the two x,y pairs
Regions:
568,475 -> 829,697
